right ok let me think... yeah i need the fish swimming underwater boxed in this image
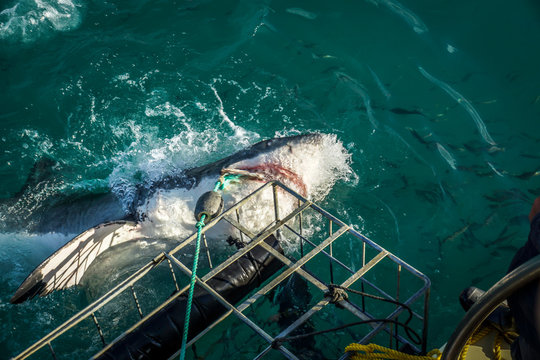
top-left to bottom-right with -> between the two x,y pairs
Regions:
9,133 -> 352,304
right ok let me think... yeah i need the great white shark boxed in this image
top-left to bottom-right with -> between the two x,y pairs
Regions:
10,133 -> 352,304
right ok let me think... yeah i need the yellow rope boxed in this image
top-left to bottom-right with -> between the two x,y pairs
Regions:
459,326 -> 491,360
345,343 -> 441,360
493,332 -> 503,360
345,325 -> 514,360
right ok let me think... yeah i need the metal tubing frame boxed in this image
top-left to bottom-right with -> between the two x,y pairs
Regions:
166,258 -> 180,292
14,181 -> 430,360
165,253 -> 300,360
282,223 -> 426,322
130,285 -> 144,319
18,184 -> 283,359
14,259 -> 163,360
91,313 -> 106,347
46,343 -> 57,360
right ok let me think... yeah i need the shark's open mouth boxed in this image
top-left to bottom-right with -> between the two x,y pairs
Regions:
225,163 -> 307,197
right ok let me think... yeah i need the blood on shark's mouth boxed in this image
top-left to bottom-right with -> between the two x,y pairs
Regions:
225,163 -> 307,197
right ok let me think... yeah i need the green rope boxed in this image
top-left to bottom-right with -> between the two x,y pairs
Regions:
215,174 -> 242,190
179,213 -> 206,360
179,174 -> 238,360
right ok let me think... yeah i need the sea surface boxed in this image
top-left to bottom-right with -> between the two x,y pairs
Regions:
1,0 -> 540,359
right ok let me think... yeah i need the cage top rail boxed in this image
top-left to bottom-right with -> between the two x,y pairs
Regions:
13,180 -> 431,360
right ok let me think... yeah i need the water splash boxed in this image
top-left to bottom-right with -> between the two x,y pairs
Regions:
0,0 -> 84,43
137,133 -> 354,249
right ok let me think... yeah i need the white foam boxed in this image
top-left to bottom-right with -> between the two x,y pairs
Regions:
144,101 -> 190,131
0,0 -> 83,43
136,134 -> 354,251
107,124 -> 251,212
106,78 -> 266,213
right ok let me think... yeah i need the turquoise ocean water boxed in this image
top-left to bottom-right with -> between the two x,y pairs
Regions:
1,0 -> 540,358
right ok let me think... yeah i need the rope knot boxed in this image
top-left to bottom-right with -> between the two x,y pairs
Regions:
325,285 -> 349,305
196,219 -> 206,228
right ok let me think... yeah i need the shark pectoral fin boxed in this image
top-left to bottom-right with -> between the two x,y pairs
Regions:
10,220 -> 145,304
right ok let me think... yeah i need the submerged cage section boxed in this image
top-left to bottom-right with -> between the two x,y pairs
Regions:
14,181 -> 431,360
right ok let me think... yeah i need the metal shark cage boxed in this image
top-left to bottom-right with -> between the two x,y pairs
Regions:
14,181 -> 431,360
